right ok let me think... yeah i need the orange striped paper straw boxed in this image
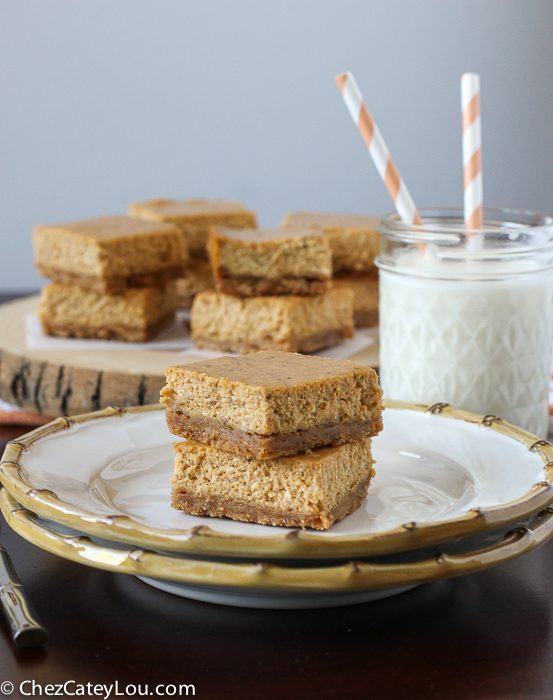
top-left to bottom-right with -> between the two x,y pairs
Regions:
461,73 -> 483,230
335,71 -> 422,226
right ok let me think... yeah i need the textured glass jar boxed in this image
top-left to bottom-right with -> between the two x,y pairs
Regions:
376,207 -> 553,438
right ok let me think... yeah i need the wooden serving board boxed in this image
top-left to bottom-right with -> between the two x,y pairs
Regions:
0,295 -> 380,418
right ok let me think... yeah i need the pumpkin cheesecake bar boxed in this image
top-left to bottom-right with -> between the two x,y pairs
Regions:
171,437 -> 375,530
161,350 -> 383,459
128,198 -> 257,259
190,287 -> 354,354
33,215 -> 186,293
333,272 -> 379,328
280,211 -> 381,274
209,227 -> 332,296
39,281 -> 177,342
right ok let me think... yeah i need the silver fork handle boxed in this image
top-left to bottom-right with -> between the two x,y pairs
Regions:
0,545 -> 47,648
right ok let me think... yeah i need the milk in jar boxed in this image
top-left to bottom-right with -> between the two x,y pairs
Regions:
376,208 -> 553,437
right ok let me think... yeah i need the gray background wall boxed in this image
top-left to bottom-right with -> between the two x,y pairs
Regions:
1,0 -> 552,291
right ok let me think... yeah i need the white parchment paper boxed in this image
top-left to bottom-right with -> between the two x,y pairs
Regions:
26,312 -> 376,359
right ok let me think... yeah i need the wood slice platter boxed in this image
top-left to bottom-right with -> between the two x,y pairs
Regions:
0,296 -> 380,418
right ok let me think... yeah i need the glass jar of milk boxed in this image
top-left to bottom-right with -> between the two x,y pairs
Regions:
376,207 -> 553,438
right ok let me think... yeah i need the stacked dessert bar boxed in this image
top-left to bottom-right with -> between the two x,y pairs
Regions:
128,198 -> 257,309
191,226 -> 355,353
34,215 -> 186,341
280,212 -> 381,327
162,351 -> 383,530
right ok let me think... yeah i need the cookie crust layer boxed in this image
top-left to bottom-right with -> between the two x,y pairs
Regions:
214,275 -> 331,297
192,327 -> 353,354
41,312 -> 175,343
172,476 -> 371,530
166,410 -> 377,459
36,264 -> 184,294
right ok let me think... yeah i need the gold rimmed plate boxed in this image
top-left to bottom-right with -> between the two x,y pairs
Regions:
2,488 -> 553,609
1,401 -> 552,559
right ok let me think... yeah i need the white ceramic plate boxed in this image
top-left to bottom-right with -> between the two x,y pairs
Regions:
1,401 -> 552,559
2,488 -> 552,609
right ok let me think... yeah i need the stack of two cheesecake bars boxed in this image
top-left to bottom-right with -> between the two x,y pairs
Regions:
162,351 -> 383,530
281,212 -> 381,328
34,216 -> 187,341
190,226 -> 355,353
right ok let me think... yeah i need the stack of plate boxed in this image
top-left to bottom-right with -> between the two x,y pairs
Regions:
1,401 -> 553,609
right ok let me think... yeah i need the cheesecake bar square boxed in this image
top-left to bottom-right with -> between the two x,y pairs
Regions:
176,261 -> 214,310
39,281 -> 177,342
209,227 -> 332,296
33,215 -> 186,293
161,350 -> 382,459
128,198 -> 257,259
280,211 -> 381,274
171,437 -> 375,530
333,272 -> 379,328
190,288 -> 354,354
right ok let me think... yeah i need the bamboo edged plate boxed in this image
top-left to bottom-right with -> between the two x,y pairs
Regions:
1,401 -> 552,560
2,488 -> 553,609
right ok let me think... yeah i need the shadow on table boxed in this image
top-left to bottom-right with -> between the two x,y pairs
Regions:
1,541 -> 551,700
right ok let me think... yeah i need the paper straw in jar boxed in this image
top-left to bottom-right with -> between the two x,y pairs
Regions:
335,71 -> 422,227
461,72 -> 483,230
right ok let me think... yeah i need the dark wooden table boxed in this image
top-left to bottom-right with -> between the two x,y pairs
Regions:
1,294 -> 553,700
